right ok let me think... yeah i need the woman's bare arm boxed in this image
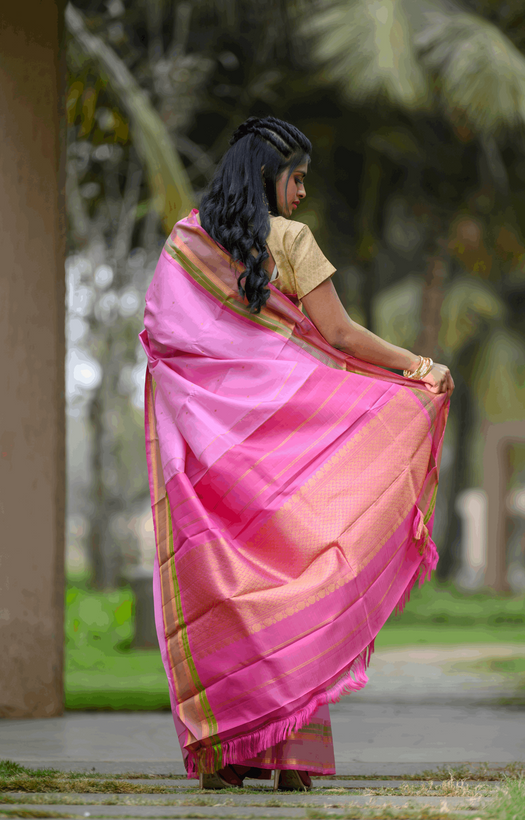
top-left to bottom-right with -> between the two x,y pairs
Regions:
301,278 -> 454,396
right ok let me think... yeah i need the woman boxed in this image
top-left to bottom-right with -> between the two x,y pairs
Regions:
140,116 -> 453,791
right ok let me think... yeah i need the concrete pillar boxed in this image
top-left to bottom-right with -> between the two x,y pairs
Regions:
0,1 -> 66,717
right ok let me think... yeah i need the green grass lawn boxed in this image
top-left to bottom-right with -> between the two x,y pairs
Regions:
376,623 -> 525,648
65,575 -> 525,710
377,579 -> 525,647
65,582 -> 169,710
66,650 -> 169,710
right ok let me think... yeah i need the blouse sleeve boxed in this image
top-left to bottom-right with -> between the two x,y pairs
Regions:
284,224 -> 336,299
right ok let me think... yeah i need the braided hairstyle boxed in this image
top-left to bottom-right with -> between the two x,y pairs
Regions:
199,116 -> 311,313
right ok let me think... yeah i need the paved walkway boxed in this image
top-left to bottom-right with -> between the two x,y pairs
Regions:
0,791 -> 495,819
1,703 -> 523,776
1,643 -> 524,818
352,642 -> 525,703
1,643 -> 524,777
0,796 -> 496,819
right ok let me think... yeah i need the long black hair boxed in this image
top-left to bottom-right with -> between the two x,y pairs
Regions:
199,117 -> 311,313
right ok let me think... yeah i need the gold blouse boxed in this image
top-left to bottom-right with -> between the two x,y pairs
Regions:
267,216 -> 336,299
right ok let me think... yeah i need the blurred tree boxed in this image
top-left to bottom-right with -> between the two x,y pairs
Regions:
65,1 -> 200,587
66,4 -> 195,231
303,0 -> 525,579
64,0 -> 525,586
305,0 -> 525,343
64,0 -> 304,587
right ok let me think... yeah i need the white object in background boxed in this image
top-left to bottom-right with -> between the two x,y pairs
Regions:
505,486 -> 525,593
507,487 -> 525,518
455,488 -> 488,589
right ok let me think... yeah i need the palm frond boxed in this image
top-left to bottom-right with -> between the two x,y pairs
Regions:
439,275 -> 505,355
66,3 -> 195,231
305,0 -> 525,138
366,125 -> 425,165
373,274 -> 422,349
472,327 -> 525,422
414,7 -> 525,136
303,0 -> 429,109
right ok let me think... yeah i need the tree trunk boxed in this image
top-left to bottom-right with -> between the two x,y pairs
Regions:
436,374 -> 470,580
357,149 -> 382,332
85,156 -> 143,589
415,253 -> 448,358
87,391 -> 107,588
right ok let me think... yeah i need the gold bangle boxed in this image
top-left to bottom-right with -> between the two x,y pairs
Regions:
403,356 -> 422,379
404,356 -> 433,380
410,359 -> 426,379
418,357 -> 434,379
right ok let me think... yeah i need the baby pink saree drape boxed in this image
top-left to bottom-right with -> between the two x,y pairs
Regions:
140,210 -> 449,776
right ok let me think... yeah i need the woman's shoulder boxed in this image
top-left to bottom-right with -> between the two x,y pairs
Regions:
269,215 -> 309,233
268,215 -> 336,300
268,216 -> 310,246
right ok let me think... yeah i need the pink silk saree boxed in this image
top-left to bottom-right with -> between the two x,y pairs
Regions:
140,209 -> 449,777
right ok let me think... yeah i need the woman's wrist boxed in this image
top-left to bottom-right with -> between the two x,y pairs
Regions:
403,355 -> 434,380
405,354 -> 422,374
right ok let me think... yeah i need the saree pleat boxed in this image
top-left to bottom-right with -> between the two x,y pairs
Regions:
141,210 -> 449,775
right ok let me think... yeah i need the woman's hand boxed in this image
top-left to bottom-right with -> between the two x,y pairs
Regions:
421,363 -> 454,397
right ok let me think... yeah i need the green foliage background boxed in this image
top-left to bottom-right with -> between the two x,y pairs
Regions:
64,2 -> 525,610
64,580 -> 525,710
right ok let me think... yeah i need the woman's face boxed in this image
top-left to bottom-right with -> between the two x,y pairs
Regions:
275,161 -> 308,218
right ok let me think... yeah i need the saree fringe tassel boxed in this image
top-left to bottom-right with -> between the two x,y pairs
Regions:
187,642 -> 371,776
141,211 -> 449,777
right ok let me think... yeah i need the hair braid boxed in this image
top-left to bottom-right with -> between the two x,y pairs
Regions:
200,117 -> 311,313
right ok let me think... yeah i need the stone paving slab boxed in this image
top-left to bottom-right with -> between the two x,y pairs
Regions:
0,774 -> 497,818
2,791 -> 488,805
122,779 -> 488,789
2,812 -> 326,819
0,796 -> 490,815
0,808 -> 482,819
7,760 -> 512,778
4,761 -> 490,777
3,809 -> 324,819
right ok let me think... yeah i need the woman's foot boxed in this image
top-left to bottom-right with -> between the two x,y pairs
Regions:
274,769 -> 311,791
199,764 -> 249,789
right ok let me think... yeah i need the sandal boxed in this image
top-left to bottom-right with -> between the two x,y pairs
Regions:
243,767 -> 271,780
273,769 -> 311,792
199,764 -> 249,789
